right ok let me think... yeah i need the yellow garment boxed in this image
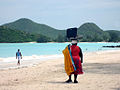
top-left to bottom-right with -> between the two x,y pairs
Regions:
62,46 -> 74,76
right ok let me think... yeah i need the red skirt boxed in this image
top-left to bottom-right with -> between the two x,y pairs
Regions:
72,57 -> 83,75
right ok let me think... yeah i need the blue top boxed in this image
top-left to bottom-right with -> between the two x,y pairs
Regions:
16,52 -> 21,57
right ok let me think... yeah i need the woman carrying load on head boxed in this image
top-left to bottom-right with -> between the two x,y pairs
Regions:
63,39 -> 83,83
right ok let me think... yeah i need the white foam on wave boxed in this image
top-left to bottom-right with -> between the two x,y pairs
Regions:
1,54 -> 64,63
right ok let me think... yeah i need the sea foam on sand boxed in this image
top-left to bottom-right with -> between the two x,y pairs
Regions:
0,54 -> 64,69
1,54 -> 63,62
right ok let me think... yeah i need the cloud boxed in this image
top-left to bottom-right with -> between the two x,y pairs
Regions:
92,0 -> 120,8
0,0 -> 120,30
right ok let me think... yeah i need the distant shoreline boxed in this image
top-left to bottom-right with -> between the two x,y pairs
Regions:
0,41 -> 120,43
103,45 -> 120,48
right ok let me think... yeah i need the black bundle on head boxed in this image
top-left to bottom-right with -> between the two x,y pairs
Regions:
67,28 -> 77,40
66,27 -> 83,43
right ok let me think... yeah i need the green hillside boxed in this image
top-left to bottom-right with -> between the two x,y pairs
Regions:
78,23 -> 111,42
2,18 -> 65,39
0,26 -> 50,43
106,30 -> 120,42
1,18 -> 120,42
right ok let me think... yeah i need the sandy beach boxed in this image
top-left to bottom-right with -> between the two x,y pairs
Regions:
0,50 -> 120,90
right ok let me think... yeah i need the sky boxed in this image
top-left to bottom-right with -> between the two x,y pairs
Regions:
0,0 -> 120,30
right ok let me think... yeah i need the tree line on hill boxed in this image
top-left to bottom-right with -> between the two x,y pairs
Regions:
0,18 -> 120,43
0,26 -> 50,43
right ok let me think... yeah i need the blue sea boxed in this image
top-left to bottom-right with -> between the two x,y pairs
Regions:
0,42 -> 120,58
0,42 -> 120,69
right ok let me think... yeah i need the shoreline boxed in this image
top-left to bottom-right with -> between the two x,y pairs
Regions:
0,54 -> 63,70
0,49 -> 120,70
0,41 -> 120,43
0,49 -> 120,90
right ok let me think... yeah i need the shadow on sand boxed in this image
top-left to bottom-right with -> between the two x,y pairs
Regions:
47,81 -> 77,84
47,63 -> 120,84
83,63 -> 120,74
47,81 -> 67,84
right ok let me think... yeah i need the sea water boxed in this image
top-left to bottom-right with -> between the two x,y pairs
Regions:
0,42 -> 120,58
0,42 -> 120,68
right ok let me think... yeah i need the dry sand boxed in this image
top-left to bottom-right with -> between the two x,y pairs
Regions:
0,50 -> 120,90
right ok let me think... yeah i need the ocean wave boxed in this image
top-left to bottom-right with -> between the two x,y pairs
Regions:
1,54 -> 64,63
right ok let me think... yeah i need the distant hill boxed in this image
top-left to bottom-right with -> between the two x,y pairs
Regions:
1,18 -> 120,42
78,23 -> 111,42
0,26 -> 34,43
105,30 -> 120,42
0,26 -> 50,43
2,18 -> 65,39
